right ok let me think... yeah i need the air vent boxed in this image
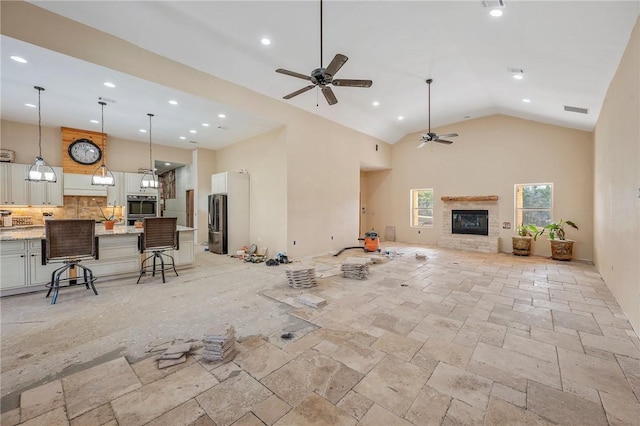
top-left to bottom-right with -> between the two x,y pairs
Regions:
98,96 -> 116,104
189,140 -> 198,144
217,126 -> 229,130
564,105 -> 589,114
482,0 -> 505,7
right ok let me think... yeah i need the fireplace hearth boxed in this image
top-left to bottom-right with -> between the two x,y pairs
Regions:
452,209 -> 489,236
438,195 -> 499,254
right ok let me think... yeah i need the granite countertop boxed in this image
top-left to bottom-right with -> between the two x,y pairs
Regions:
0,224 -> 195,241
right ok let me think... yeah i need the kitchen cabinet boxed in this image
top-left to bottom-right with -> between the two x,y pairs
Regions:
0,163 -> 29,205
107,171 -> 125,206
211,172 -> 227,194
63,173 -> 107,197
125,172 -> 159,195
27,166 -> 64,206
0,240 -> 28,289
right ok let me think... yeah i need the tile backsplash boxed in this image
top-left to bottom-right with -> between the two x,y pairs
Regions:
4,196 -> 124,225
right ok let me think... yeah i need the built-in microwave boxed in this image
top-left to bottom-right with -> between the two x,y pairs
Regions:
126,195 -> 157,225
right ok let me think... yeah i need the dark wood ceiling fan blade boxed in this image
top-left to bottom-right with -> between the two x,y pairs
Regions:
437,133 -> 459,139
283,85 -> 316,99
332,79 -> 373,88
276,68 -> 312,81
434,139 -> 454,145
325,54 -> 348,77
321,86 -> 338,105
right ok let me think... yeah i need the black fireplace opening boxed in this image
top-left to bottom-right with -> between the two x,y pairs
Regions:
452,209 -> 489,236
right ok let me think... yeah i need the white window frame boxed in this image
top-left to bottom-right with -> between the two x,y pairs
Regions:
514,183 -> 553,228
410,188 -> 434,228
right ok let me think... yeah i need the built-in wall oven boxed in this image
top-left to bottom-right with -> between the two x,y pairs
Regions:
126,195 -> 157,225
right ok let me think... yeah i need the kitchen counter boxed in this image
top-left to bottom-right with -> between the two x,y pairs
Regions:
0,224 -> 196,241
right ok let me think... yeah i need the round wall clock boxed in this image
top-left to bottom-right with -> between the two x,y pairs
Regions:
68,138 -> 102,165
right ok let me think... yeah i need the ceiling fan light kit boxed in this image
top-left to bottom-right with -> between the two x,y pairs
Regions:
26,86 -> 57,183
417,79 -> 459,148
275,0 -> 372,105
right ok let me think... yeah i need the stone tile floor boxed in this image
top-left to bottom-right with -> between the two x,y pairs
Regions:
2,244 -> 640,425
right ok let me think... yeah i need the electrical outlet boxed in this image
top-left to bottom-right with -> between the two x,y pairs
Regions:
293,240 -> 296,245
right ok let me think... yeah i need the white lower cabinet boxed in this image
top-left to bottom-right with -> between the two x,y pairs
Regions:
1,229 -> 195,295
1,247 -> 28,289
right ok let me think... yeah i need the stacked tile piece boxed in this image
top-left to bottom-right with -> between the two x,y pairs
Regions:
296,293 -> 327,308
202,325 -> 236,362
341,257 -> 370,279
285,265 -> 317,289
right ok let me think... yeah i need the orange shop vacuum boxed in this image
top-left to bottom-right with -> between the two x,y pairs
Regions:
364,231 -> 380,252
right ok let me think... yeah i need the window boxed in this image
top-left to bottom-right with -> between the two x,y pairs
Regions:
515,183 -> 553,228
411,188 -> 433,227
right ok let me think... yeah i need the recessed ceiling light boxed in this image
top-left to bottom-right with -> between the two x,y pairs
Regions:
90,119 -> 99,124
104,82 -> 116,88
139,129 -> 147,133
218,113 -> 226,118
202,123 -> 210,127
372,101 -> 380,107
25,103 -> 36,108
489,9 -> 503,17
190,129 -> 197,134
513,74 -> 524,80
261,38 -> 271,46
179,136 -> 186,140
165,162 -> 171,166
10,56 -> 27,63
522,98 -> 531,103
169,100 -> 178,105
397,116 -> 404,120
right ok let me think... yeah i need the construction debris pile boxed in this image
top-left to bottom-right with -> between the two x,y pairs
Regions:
341,257 -> 370,279
203,325 -> 237,362
146,338 -> 197,369
296,293 -> 327,308
285,265 -> 317,288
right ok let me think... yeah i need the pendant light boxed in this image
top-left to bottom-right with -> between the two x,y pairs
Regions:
140,113 -> 158,189
26,86 -> 57,183
91,101 -> 115,186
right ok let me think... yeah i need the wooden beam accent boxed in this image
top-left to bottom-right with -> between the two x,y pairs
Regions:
61,127 -> 107,174
441,195 -> 499,202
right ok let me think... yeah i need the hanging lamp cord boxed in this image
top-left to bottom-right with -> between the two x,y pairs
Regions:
148,113 -> 154,173
36,86 -> 44,157
100,101 -> 106,167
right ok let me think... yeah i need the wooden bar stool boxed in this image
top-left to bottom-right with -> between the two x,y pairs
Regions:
42,219 -> 99,305
137,217 -> 178,284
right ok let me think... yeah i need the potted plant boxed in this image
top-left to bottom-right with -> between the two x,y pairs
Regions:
512,224 -> 540,256
539,219 -> 579,261
98,205 -> 117,230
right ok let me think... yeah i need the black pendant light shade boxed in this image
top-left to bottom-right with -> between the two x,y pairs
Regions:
26,86 -> 57,183
91,101 -> 115,186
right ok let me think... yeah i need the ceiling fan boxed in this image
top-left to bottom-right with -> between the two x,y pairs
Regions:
275,0 -> 372,105
417,79 -> 458,148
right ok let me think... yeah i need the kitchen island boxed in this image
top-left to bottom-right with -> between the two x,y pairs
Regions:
0,224 -> 196,296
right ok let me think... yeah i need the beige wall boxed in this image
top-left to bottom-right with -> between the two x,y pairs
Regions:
1,119 -> 193,172
215,126 -> 288,255
365,114 -> 594,260
193,148 -> 217,245
594,17 -> 640,332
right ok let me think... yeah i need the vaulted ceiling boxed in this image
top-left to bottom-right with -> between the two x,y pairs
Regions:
2,1 -> 638,149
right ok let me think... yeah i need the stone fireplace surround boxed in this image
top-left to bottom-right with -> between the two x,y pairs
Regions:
437,195 -> 499,253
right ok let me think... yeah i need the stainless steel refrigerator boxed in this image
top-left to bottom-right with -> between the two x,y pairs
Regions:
208,194 -> 227,254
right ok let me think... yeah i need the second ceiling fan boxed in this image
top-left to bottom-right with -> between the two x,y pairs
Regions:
417,79 -> 459,148
275,0 -> 372,105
